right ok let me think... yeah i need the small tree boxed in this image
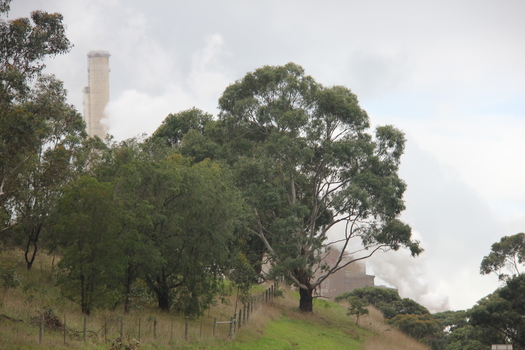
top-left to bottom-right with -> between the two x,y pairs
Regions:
347,297 -> 369,325
53,176 -> 125,315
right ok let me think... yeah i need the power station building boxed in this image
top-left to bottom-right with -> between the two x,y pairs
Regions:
83,50 -> 110,138
316,248 -> 377,298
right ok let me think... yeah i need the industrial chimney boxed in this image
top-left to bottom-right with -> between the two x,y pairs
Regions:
83,50 -> 110,138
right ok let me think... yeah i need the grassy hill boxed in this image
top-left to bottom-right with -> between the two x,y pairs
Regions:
0,250 -> 429,350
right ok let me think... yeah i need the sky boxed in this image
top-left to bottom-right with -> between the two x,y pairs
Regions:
8,0 -> 525,312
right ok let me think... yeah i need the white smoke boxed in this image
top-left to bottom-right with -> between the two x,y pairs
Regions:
367,247 -> 450,313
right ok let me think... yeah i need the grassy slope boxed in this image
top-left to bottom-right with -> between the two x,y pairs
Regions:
209,296 -> 366,350
0,250 -> 429,350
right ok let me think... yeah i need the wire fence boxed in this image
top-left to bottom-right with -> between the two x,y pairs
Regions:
9,279 -> 282,347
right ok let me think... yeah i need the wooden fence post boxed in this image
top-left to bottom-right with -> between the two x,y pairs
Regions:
154,318 -> 157,339
83,315 -> 87,342
229,317 -> 235,340
185,316 -> 189,341
238,309 -> 243,329
171,318 -> 174,341
213,318 -> 217,336
39,314 -> 44,344
120,316 -> 124,339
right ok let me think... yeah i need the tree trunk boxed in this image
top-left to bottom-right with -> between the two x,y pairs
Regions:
145,272 -> 172,312
25,223 -> 43,270
123,264 -> 133,314
157,288 -> 170,312
299,286 -> 314,312
296,268 -> 314,312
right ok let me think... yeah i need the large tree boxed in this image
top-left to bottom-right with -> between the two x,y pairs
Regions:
170,63 -> 422,312
138,156 -> 246,315
92,138 -> 248,315
481,232 -> 525,281
7,75 -> 86,269
1,0 -> 73,210
1,0 -> 85,263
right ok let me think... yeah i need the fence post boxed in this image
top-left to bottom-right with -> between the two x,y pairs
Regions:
83,315 -> 87,342
39,314 -> 44,344
154,318 -> 157,339
185,316 -> 189,341
138,317 -> 141,342
170,318 -> 174,341
229,317 -> 235,340
213,318 -> 217,336
120,316 -> 124,339
238,309 -> 243,329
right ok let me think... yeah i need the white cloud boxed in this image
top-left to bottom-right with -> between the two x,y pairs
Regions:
106,85 -> 194,140
188,33 -> 233,105
403,112 -> 525,218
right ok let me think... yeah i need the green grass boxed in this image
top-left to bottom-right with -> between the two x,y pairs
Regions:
213,315 -> 364,350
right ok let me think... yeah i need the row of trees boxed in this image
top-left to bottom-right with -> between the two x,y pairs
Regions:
1,0 -> 422,315
339,233 -> 525,350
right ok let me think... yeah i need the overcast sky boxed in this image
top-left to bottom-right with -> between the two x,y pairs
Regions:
9,0 -> 525,312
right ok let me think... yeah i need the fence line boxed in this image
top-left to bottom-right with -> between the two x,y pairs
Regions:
25,278 -> 283,346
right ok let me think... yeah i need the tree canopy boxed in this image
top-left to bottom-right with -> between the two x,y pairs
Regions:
185,62 -> 422,312
481,232 -> 525,281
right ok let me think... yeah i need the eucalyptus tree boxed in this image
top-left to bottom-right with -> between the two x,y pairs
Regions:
1,0 -> 73,222
481,232 -> 525,281
1,0 -> 87,269
208,63 -> 422,312
9,75 -> 86,269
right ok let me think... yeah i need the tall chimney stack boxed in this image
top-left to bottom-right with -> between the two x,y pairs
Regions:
83,50 -> 110,138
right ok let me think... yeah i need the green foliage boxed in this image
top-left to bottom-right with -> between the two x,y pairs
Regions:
165,62 -> 421,313
53,176 -> 126,315
335,286 -> 428,319
387,314 -> 443,348
469,276 -> 525,348
347,297 -> 369,325
480,232 -> 525,281
0,259 -> 21,290
432,310 -> 468,333
335,286 -> 400,304
89,140 -> 249,316
0,2 -> 86,273
149,107 -> 213,149
442,325 -> 490,350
